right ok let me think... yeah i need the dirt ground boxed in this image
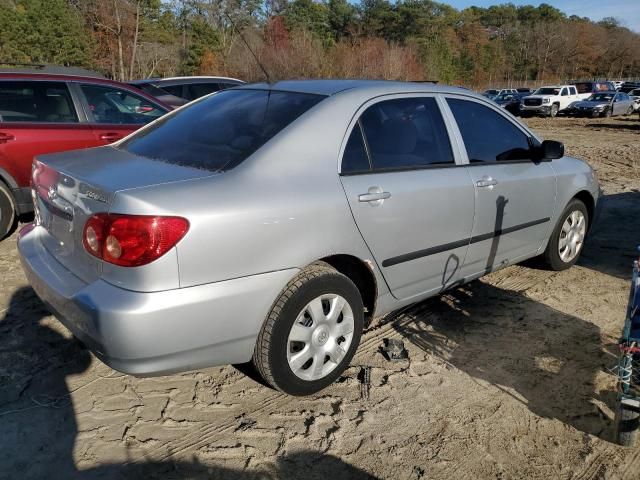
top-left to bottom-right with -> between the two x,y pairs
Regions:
0,115 -> 639,479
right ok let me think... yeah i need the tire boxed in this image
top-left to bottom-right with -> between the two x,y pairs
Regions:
0,182 -> 17,241
549,104 -> 559,117
252,262 -> 364,396
542,198 -> 589,271
602,107 -> 612,118
626,106 -> 634,116
616,405 -> 639,447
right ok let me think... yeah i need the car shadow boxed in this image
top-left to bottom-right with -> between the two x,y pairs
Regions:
392,280 -> 618,440
578,191 -> 640,280
0,287 -> 377,479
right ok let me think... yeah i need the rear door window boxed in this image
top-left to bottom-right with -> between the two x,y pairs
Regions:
341,122 -> 371,174
80,84 -> 165,125
0,81 -> 78,123
358,97 -> 454,170
120,89 -> 324,171
447,98 -> 531,162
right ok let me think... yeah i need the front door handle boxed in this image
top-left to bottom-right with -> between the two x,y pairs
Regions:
99,132 -> 123,143
476,176 -> 498,188
359,187 -> 391,205
0,132 -> 15,144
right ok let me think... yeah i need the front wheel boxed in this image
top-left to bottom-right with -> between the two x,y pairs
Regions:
542,199 -> 589,271
626,106 -> 634,116
253,263 -> 364,396
549,104 -> 559,117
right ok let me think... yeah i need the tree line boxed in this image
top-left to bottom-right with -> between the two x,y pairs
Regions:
1,0 -> 639,88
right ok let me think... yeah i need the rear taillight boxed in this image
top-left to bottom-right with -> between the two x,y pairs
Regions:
83,214 -> 189,267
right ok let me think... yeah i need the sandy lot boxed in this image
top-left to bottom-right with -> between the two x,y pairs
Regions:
0,115 -> 639,479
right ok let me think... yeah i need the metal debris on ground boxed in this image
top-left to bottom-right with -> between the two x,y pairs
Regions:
381,338 -> 409,361
358,366 -> 372,400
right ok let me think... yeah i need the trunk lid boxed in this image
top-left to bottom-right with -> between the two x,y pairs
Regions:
32,145 -> 213,283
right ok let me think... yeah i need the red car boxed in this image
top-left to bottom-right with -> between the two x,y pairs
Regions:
0,72 -> 170,239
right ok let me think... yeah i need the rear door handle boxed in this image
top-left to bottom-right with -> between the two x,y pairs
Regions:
0,132 -> 15,144
475,177 -> 498,188
359,187 -> 391,205
99,132 -> 123,143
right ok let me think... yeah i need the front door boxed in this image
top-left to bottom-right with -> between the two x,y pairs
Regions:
339,96 -> 475,300
444,96 -> 557,277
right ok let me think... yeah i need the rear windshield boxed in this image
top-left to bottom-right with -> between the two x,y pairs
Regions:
119,89 -> 325,171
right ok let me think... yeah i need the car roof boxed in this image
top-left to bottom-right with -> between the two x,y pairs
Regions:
234,79 -> 472,97
131,76 -> 245,85
0,71 -> 136,87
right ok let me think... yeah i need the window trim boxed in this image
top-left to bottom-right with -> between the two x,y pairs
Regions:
338,93 -> 462,176
0,79 -> 85,124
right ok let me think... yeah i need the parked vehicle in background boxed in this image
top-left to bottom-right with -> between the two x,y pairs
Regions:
516,88 -> 532,94
0,72 -> 170,239
130,76 -> 244,105
567,91 -> 636,117
571,81 -> 616,99
482,88 -> 517,100
18,80 -> 599,396
127,82 -> 188,109
612,81 -> 624,90
628,88 -> 640,111
620,82 -> 640,93
520,85 -> 580,117
492,92 -> 529,115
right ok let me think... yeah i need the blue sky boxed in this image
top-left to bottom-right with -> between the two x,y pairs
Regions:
443,0 -> 640,32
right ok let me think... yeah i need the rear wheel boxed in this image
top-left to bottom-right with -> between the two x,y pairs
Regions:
253,263 -> 364,396
0,182 -> 17,240
542,199 -> 589,271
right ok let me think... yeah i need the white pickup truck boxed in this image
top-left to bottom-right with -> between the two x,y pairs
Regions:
520,85 -> 580,117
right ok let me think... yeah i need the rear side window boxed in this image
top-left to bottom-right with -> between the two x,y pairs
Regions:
359,97 -> 454,170
120,89 -> 325,172
447,98 -> 531,162
80,84 -> 165,125
187,83 -> 220,100
342,122 -> 370,173
159,84 -> 185,98
0,81 -> 78,123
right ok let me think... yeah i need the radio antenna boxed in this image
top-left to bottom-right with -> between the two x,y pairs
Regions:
225,13 -> 271,84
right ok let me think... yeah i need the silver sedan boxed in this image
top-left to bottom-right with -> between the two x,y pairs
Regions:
18,80 -> 600,395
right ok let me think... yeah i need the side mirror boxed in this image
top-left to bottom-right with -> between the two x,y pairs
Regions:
537,140 -> 564,161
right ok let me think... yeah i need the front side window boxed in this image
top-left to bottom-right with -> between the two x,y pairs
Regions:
0,81 -> 77,123
120,89 -> 325,172
159,84 -> 185,98
81,84 -> 165,125
358,97 -> 454,170
447,98 -> 531,163
561,88 -> 568,96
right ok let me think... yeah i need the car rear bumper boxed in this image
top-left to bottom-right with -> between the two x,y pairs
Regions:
18,224 -> 298,376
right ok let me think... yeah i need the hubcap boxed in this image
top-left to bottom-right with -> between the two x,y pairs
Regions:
558,210 -> 586,263
286,294 -> 355,381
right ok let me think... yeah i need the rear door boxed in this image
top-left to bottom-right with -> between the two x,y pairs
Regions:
339,95 -> 475,300
0,80 -> 95,187
74,82 -> 166,145
443,96 -> 556,277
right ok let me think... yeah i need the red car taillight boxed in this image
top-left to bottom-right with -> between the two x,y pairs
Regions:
83,214 -> 189,267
